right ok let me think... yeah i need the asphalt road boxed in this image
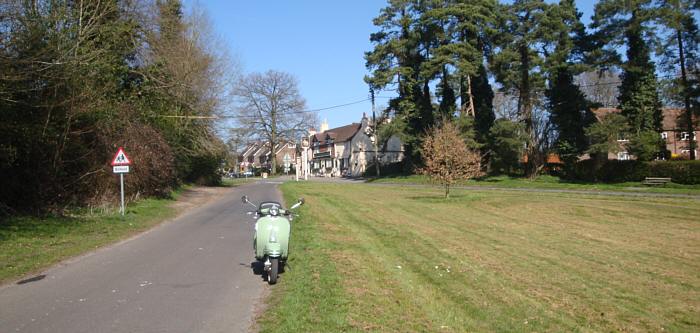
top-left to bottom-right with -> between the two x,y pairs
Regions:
0,181 -> 283,333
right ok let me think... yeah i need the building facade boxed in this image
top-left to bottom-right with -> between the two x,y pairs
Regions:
239,141 -> 298,173
306,115 -> 404,177
590,107 -> 699,160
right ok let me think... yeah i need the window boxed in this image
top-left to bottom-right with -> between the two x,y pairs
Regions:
661,132 -> 668,140
680,132 -> 697,141
617,151 -> 631,160
616,133 -> 629,142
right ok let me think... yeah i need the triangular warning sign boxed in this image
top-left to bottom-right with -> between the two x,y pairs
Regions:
111,147 -> 131,166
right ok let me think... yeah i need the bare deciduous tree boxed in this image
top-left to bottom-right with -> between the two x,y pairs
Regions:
575,71 -> 620,108
421,119 -> 482,198
234,70 -> 316,174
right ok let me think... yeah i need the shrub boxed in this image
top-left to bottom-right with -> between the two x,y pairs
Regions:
363,161 -> 407,177
648,161 -> 700,184
569,159 -> 700,184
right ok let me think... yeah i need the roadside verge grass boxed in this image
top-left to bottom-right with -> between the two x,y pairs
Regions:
0,190 -> 186,284
266,182 -> 700,332
256,184 -> 350,332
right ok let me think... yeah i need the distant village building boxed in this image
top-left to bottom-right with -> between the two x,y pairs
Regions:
305,114 -> 404,177
590,107 -> 699,160
239,141 -> 297,172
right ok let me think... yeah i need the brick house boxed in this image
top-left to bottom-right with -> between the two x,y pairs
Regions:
239,141 -> 298,172
590,107 -> 699,160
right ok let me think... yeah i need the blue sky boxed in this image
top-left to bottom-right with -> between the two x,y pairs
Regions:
195,1 -> 597,129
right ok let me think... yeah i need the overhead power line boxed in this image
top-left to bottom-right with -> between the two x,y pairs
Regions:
160,71 -> 690,120
159,96 -> 394,119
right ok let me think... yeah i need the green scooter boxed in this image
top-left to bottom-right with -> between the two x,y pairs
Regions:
241,195 -> 304,284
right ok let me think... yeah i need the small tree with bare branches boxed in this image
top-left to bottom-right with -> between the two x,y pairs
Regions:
421,119 -> 483,198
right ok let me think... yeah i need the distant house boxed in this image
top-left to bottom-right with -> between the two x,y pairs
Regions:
661,108 -> 698,159
239,141 -> 298,172
589,107 -> 699,160
306,114 -> 404,177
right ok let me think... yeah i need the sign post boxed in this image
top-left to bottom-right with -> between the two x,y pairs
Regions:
301,137 -> 309,181
111,147 -> 132,216
283,153 -> 291,175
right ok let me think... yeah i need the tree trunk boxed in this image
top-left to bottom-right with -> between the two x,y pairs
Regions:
466,75 -> 475,117
445,184 -> 450,199
519,45 -> 538,178
270,110 -> 277,175
677,28 -> 696,160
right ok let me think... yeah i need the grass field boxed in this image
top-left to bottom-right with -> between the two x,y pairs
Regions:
369,174 -> 700,195
260,182 -> 700,332
0,196 -> 179,284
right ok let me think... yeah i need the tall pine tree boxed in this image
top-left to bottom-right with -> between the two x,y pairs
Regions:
545,0 -> 594,167
366,0 -> 435,168
656,0 -> 700,160
422,0 -> 497,142
492,0 -> 559,177
592,0 -> 663,160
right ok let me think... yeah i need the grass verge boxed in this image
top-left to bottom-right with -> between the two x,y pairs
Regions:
0,191 -> 185,284
369,174 -> 700,195
264,182 -> 700,332
256,183 -> 350,332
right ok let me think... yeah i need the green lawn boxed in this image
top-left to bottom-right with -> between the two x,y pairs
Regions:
369,174 -> 700,195
261,182 -> 700,332
0,193 -> 182,284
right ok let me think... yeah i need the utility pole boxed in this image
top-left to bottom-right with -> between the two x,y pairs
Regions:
370,87 -> 380,177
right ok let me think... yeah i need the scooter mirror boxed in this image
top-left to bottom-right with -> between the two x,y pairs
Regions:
241,195 -> 248,204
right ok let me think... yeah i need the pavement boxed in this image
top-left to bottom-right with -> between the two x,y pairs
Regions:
0,180 -> 282,333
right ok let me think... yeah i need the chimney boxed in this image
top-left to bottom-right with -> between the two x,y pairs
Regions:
320,119 -> 329,133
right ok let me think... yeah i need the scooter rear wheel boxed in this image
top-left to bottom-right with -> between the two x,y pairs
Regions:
268,258 -> 279,284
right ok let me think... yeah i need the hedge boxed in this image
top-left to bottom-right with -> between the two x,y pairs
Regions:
569,160 -> 700,184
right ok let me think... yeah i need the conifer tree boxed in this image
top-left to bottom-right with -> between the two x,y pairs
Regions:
545,0 -> 594,167
592,0 -> 663,160
366,0 -> 434,167
422,0 -> 497,141
472,64 -> 496,144
656,0 -> 700,159
492,0 -> 558,177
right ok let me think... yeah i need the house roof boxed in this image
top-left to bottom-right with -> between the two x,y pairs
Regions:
241,143 -> 259,158
591,107 -> 698,130
591,107 -> 619,122
661,108 -> 696,130
313,123 -> 361,143
275,142 -> 295,155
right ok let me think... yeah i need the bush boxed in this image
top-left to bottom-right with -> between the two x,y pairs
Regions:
363,161 -> 408,177
648,161 -> 700,184
569,159 -> 700,184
